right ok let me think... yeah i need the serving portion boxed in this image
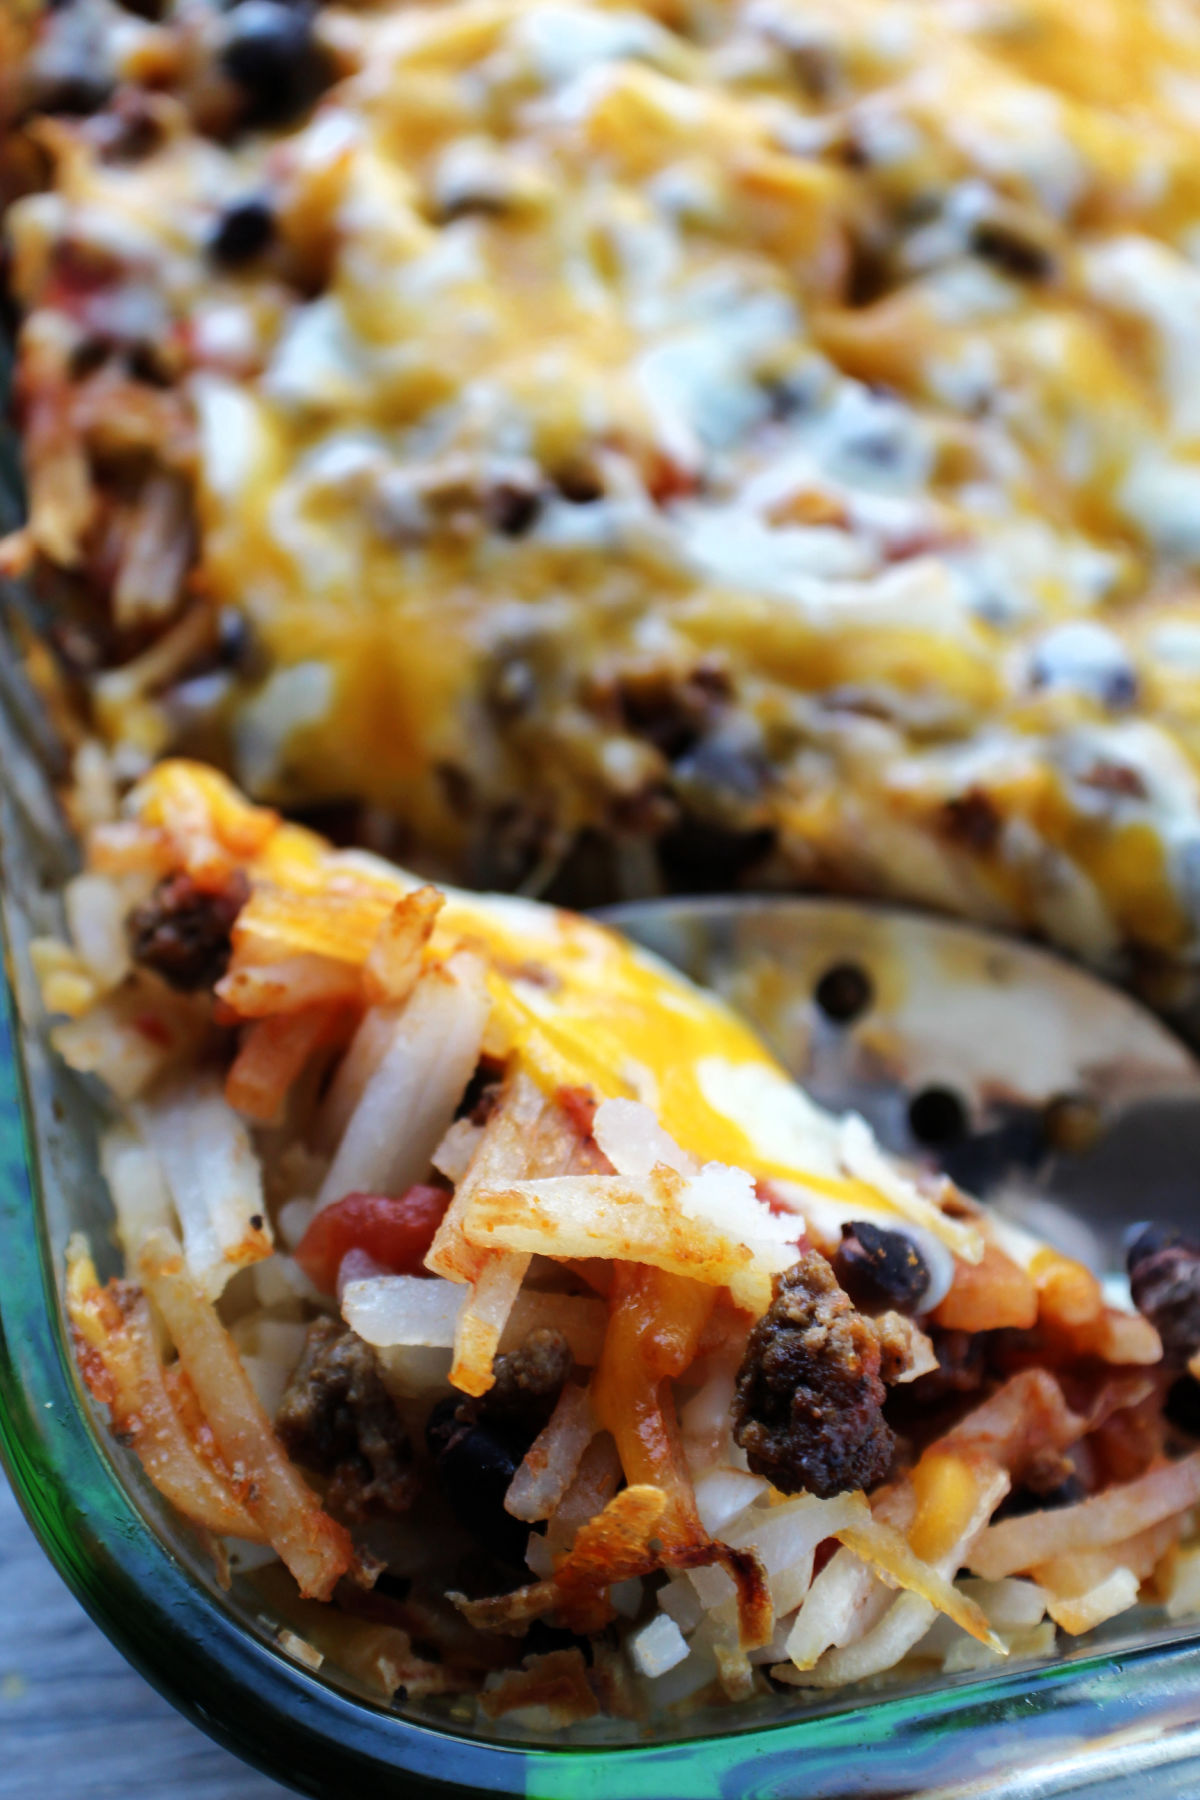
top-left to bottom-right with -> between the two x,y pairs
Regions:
7,0 -> 1200,988
33,757 -> 1200,1723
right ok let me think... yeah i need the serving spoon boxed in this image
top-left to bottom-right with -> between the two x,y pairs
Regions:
602,896 -> 1200,1288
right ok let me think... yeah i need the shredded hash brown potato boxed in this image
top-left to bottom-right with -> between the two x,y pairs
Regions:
36,761 -> 1200,1723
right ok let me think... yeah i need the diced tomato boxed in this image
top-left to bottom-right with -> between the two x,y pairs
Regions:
557,1084 -> 598,1139
294,1185 -> 450,1294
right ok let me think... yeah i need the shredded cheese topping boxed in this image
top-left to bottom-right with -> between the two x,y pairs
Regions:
11,0 -> 1200,965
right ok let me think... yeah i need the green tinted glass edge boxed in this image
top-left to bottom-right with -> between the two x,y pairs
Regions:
7,964 -> 1200,1799
0,969 -> 528,1797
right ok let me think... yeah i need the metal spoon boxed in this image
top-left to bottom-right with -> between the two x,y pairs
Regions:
602,896 -> 1200,1285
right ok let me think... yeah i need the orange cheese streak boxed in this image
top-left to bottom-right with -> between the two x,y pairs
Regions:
907,1450 -> 995,1567
931,1242 -> 1039,1333
591,1264 -> 716,1551
1030,1247 -> 1105,1330
225,1003 -> 353,1123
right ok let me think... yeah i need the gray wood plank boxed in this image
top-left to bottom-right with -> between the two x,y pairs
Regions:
0,1475 -> 294,1799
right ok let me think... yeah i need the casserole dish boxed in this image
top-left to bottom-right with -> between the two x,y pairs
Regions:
9,10 -> 1200,1787
8,663 -> 1200,1796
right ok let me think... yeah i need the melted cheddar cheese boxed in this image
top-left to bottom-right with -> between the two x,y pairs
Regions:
10,0 -> 1200,980
127,756 -> 979,1264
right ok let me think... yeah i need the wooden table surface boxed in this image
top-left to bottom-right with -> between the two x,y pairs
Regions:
0,1473 -> 294,1800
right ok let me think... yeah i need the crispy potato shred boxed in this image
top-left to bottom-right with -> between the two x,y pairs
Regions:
453,1482 -> 770,1651
834,1509 -> 1003,1652
69,1232 -> 363,1601
137,1229 -> 369,1600
42,762 -> 1200,1714
480,1649 -> 600,1724
225,1003 -> 353,1125
67,1238 -> 264,1542
971,1454 -> 1200,1584
253,1567 -> 469,1700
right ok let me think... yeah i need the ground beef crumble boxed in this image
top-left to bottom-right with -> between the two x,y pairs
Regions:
484,1328 -> 573,1435
127,869 -> 248,991
732,1252 -> 895,1498
906,1327 -> 988,1405
434,1328 -> 573,1447
276,1318 -> 416,1522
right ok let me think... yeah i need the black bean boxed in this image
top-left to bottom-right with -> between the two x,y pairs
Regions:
814,961 -> 873,1025
834,1220 -> 931,1315
840,429 -> 903,471
210,196 -> 276,267
1126,1223 -> 1184,1275
554,467 -> 603,505
1105,668 -> 1139,709
430,1417 -> 528,1567
673,734 -> 769,806
970,221 -> 1054,283
997,1474 -> 1085,1519
220,1 -> 326,127
215,606 -> 264,675
908,1086 -> 968,1148
488,481 -> 543,538
1127,1231 -> 1200,1361
1166,1375 -> 1200,1439
657,817 -> 776,892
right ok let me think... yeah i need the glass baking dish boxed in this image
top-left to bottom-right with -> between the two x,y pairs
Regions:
6,380 -> 1200,1800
